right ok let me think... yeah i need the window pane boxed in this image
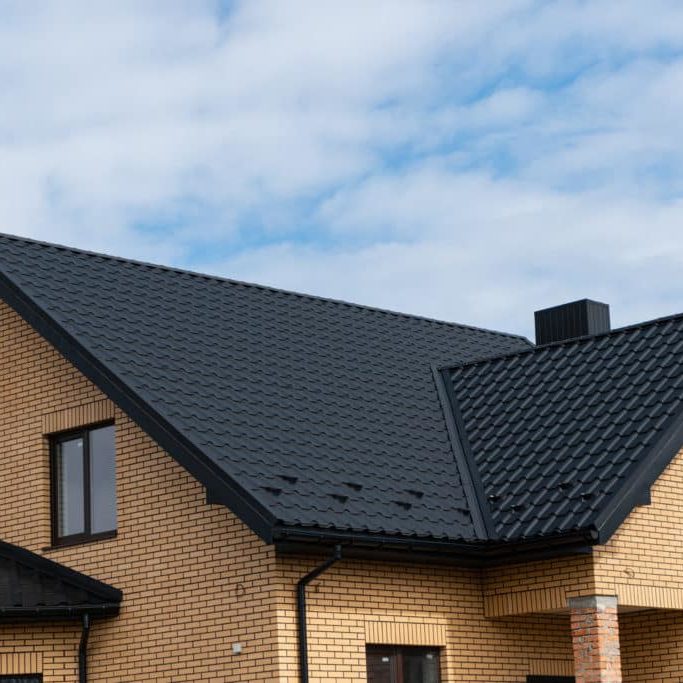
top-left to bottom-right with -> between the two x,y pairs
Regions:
403,650 -> 440,683
89,425 -> 116,533
55,437 -> 85,537
366,650 -> 393,683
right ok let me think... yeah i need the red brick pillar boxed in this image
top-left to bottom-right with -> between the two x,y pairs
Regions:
569,595 -> 622,683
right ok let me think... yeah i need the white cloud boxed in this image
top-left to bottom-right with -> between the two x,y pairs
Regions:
215,169 -> 683,337
1,0 -> 683,335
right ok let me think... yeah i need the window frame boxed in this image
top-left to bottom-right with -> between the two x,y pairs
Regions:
366,645 -> 441,683
49,421 -> 117,547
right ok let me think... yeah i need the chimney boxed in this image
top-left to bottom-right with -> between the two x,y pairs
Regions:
534,299 -> 611,345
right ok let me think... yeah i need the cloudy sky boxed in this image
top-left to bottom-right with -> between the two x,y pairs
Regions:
2,1 -> 683,338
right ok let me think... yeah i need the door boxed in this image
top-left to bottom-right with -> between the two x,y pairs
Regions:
527,677 -> 575,683
366,646 -> 440,683
0,678 -> 42,683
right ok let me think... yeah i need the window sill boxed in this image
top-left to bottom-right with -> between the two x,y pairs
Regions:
42,530 -> 117,552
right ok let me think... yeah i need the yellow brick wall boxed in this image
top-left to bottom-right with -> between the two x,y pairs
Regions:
620,610 -> 683,683
483,554 -> 596,617
0,625 -> 80,680
0,299 -> 281,682
274,555 -> 575,682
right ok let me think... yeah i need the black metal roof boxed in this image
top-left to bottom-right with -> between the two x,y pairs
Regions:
1,233 -> 682,559
446,313 -> 683,543
0,539 -> 121,619
0,233 -> 528,546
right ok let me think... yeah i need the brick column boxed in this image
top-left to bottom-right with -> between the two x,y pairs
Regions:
568,595 -> 622,683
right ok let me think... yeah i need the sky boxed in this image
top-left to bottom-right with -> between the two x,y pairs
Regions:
2,0 -> 683,339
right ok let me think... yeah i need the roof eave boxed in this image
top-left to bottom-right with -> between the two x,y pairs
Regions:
273,525 -> 597,567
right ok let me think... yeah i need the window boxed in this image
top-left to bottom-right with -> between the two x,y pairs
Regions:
366,647 -> 440,683
51,424 -> 116,545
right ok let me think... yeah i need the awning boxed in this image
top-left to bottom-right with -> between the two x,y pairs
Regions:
0,539 -> 121,619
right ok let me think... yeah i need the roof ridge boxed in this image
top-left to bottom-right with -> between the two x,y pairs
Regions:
0,231 -> 529,343
445,309 -> 683,372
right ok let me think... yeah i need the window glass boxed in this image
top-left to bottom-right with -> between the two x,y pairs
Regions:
55,437 -> 85,537
366,650 -> 393,683
366,647 -> 440,683
403,650 -> 440,683
89,425 -> 116,533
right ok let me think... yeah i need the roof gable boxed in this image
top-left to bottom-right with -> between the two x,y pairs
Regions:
447,314 -> 683,542
0,233 -> 530,546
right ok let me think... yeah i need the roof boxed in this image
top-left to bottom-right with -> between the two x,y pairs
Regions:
0,539 -> 121,619
2,232 -> 682,560
0,233 -> 529,546
446,313 -> 683,543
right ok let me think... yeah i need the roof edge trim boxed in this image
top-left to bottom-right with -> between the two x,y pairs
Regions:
592,407 -> 683,544
0,269 -> 278,544
432,366 -> 497,540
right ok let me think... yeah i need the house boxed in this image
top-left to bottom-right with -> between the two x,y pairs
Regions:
0,233 -> 681,683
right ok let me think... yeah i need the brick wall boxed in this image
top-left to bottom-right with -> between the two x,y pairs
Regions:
274,555 -> 576,682
483,554 -> 596,617
620,610 -> 683,683
569,596 -> 621,683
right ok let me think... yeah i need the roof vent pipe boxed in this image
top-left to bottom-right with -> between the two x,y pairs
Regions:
534,299 -> 611,346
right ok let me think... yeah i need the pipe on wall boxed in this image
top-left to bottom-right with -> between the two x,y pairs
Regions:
297,545 -> 342,683
78,613 -> 91,683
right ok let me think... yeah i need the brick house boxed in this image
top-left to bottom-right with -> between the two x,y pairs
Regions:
0,233 -> 681,683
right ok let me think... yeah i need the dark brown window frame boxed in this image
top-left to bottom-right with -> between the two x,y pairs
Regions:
49,421 -> 117,548
366,645 -> 441,683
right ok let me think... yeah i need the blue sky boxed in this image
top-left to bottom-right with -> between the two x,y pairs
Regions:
2,1 -> 683,338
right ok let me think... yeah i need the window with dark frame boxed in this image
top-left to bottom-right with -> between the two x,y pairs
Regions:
51,423 -> 116,545
366,646 -> 440,683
